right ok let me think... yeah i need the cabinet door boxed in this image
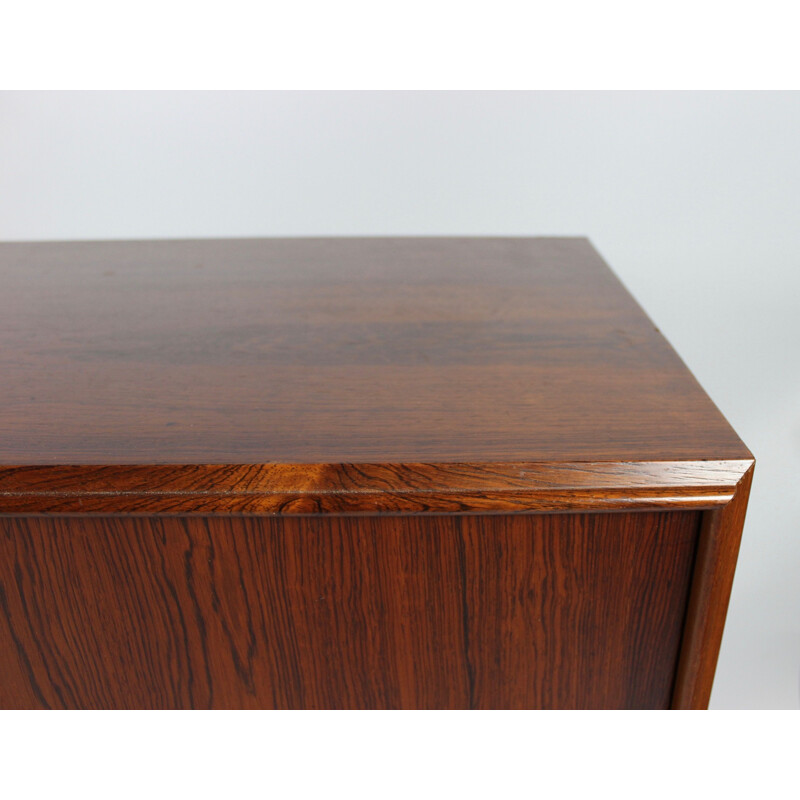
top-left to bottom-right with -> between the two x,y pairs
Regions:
0,511 -> 699,709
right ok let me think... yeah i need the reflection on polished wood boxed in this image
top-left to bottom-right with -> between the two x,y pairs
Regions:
0,238 -> 753,709
0,460 -> 751,514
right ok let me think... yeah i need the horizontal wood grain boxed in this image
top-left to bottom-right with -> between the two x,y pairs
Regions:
0,237 -> 755,710
0,238 -> 750,475
0,459 -> 753,514
0,510 -> 700,710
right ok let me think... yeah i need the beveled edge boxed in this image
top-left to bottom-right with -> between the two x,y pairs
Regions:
0,459 -> 754,515
671,461 -> 755,709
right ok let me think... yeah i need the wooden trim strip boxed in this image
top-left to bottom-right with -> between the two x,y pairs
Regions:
671,462 -> 755,709
0,460 -> 754,515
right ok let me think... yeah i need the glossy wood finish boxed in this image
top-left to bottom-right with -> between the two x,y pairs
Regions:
672,464 -> 754,708
0,238 -> 750,470
0,511 -> 700,710
0,460 -> 751,514
0,237 -> 755,709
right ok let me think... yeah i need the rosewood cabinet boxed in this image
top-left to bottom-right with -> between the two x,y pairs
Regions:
0,237 -> 753,709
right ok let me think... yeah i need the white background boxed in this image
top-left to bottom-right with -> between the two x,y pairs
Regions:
1,91 -> 798,711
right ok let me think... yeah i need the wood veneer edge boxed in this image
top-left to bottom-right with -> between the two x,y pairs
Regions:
0,459 -> 752,515
670,460 -> 755,709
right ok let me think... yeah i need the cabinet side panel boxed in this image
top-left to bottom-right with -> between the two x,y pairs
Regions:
0,512 -> 698,709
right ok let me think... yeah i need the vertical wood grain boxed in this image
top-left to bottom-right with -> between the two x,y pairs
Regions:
671,463 -> 755,709
0,511 -> 699,709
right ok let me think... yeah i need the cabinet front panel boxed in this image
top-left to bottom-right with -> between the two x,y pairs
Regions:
0,511 -> 699,709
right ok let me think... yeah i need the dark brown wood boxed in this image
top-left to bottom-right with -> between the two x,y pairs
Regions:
671,464 -> 754,708
0,511 -> 700,710
0,460 -> 750,515
0,238 -> 750,471
0,237 -> 754,709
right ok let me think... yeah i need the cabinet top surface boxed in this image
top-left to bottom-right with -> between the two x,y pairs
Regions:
0,237 -> 750,469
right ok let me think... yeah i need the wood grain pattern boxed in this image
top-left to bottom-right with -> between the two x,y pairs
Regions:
672,464 -> 755,708
0,238 -> 750,475
0,511 -> 700,710
0,237 -> 755,710
0,460 -> 752,514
